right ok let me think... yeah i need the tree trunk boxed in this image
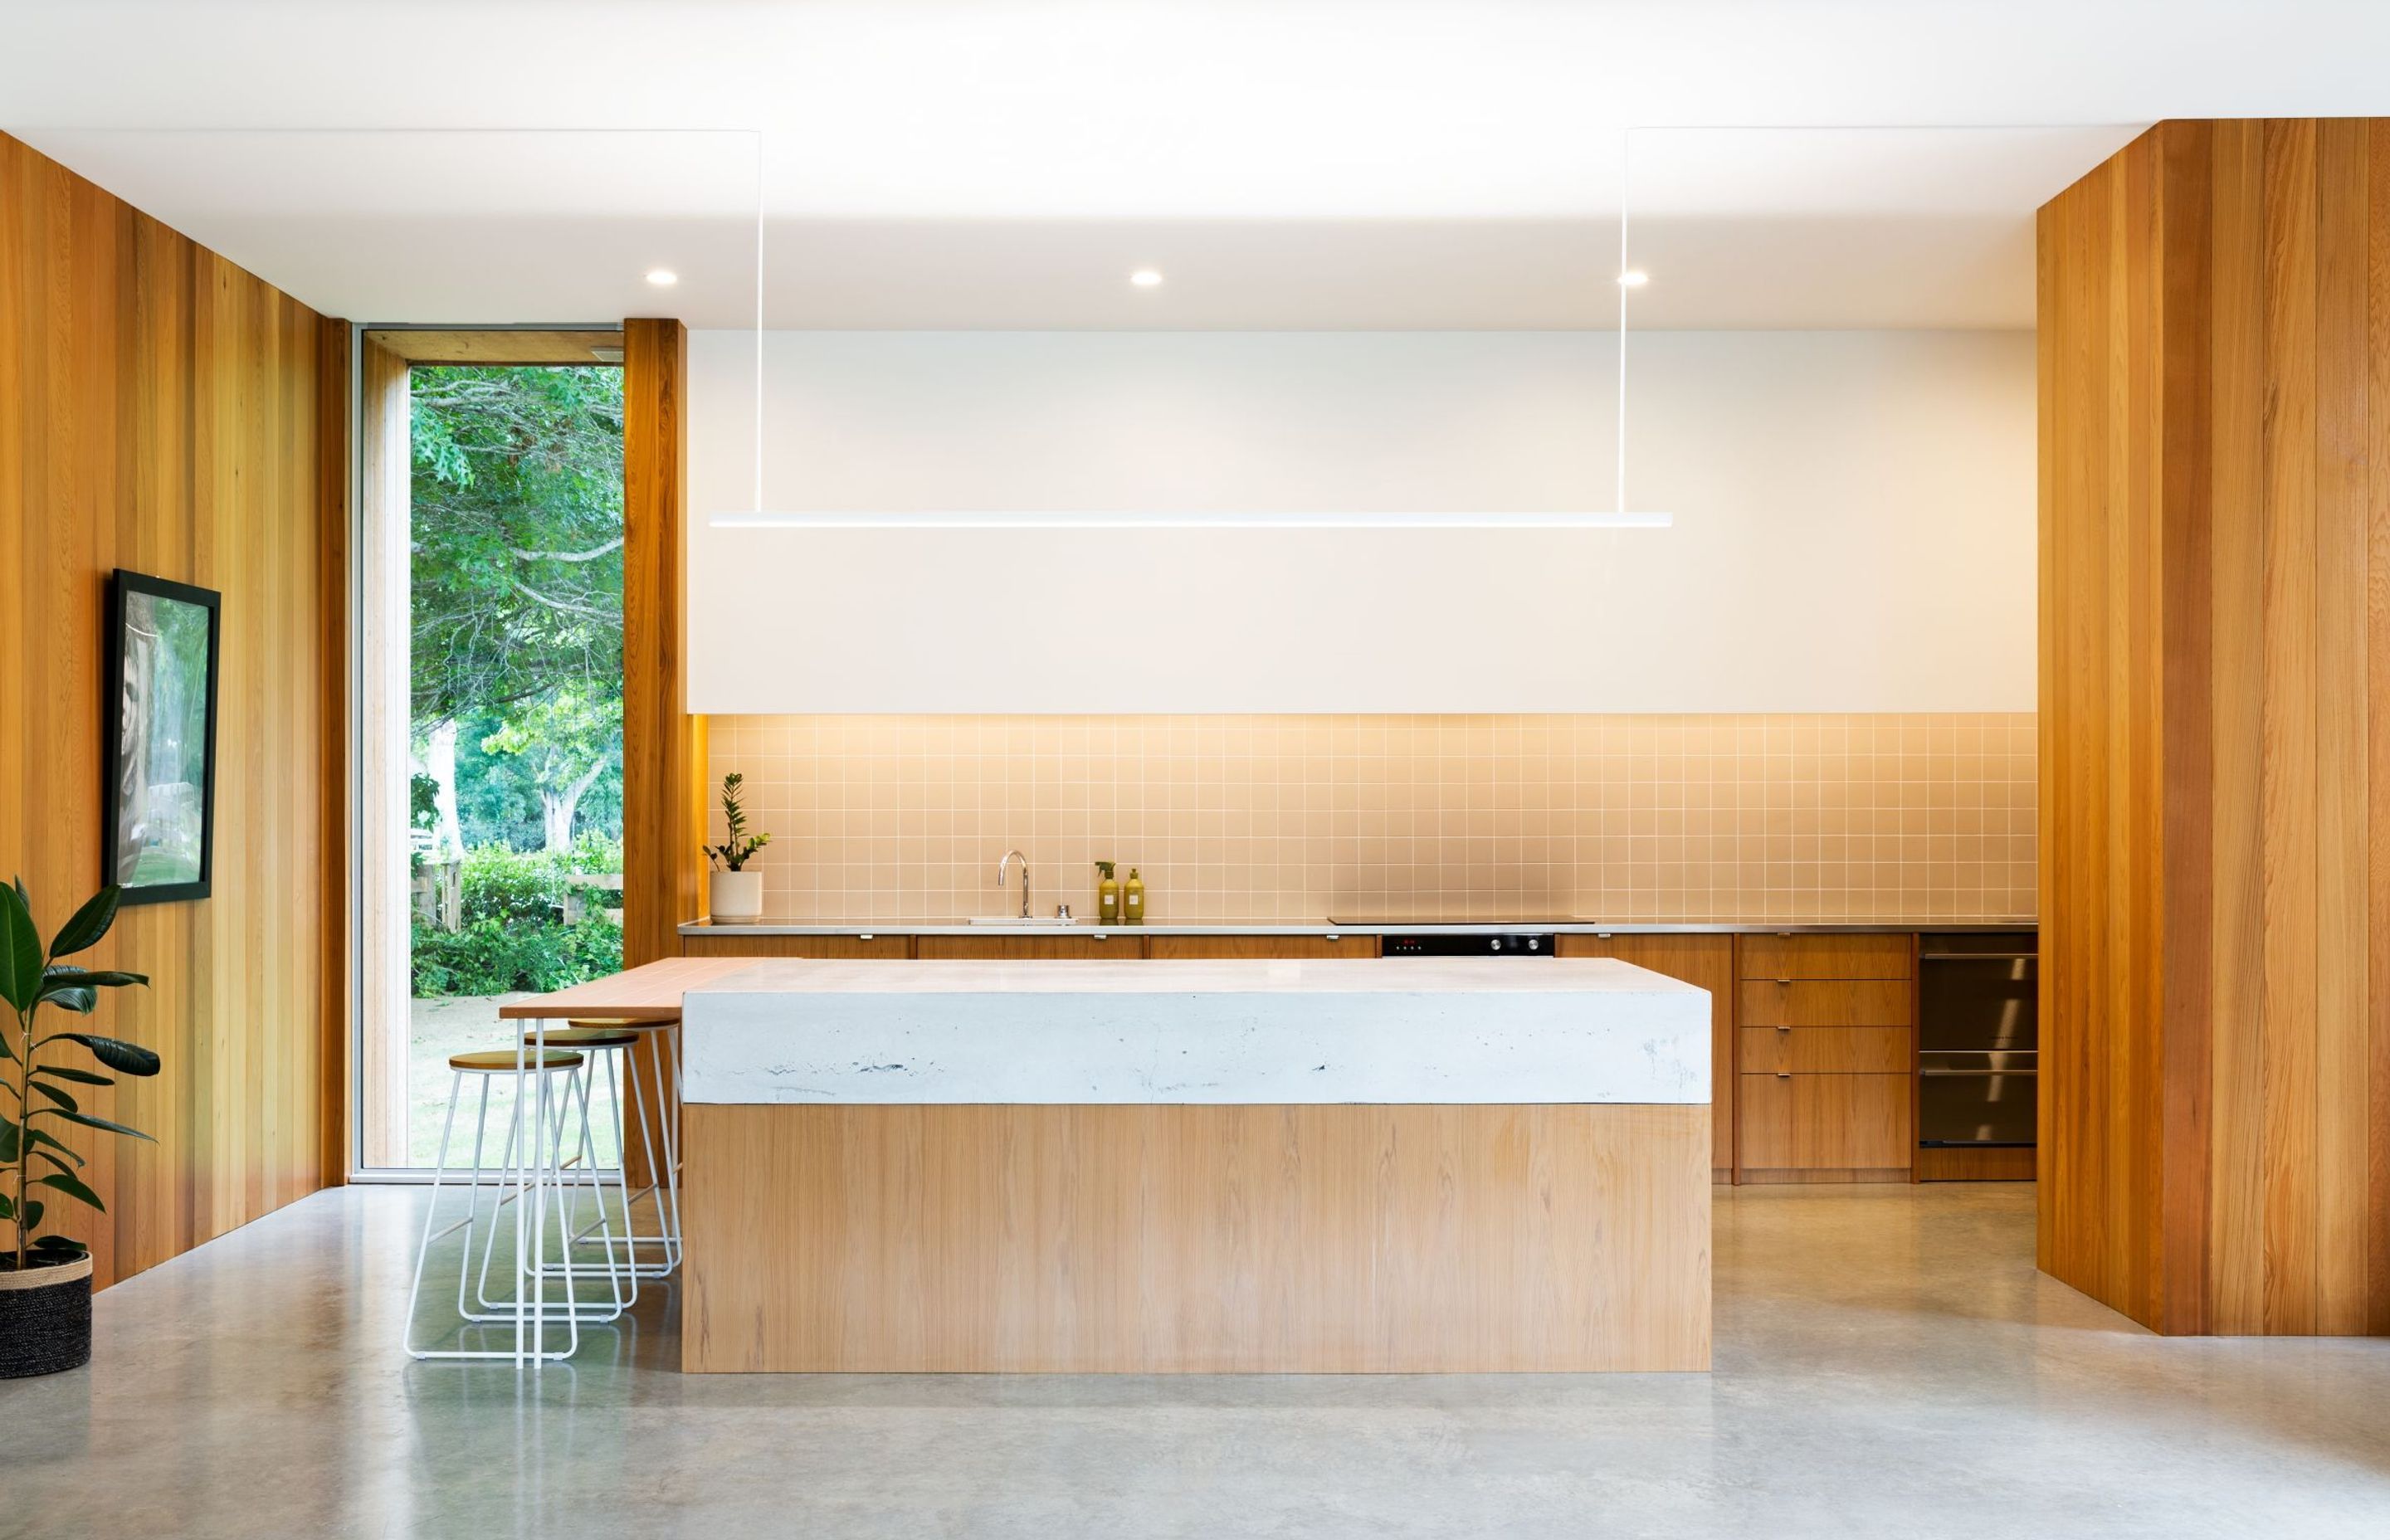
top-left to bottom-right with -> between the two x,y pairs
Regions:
544,754 -> 608,853
426,719 -> 464,861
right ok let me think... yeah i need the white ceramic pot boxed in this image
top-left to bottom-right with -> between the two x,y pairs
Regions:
710,869 -> 765,923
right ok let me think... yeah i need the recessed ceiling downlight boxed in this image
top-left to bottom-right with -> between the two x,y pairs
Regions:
1129,268 -> 1164,288
646,268 -> 680,286
1616,270 -> 1649,288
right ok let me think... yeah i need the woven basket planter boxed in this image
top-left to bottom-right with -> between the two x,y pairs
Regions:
0,1253 -> 94,1377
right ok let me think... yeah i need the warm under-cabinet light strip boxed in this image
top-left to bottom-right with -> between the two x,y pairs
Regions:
710,510 -> 1673,529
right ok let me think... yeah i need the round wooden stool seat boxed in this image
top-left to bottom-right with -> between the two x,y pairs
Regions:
564,1015 -> 678,1032
528,1026 -> 641,1050
448,1048 -> 585,1073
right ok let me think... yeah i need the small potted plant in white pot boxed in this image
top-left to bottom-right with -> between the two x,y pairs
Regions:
703,772 -> 772,924
1,880 -> 160,1378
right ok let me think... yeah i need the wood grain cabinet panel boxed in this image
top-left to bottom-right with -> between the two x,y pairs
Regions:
1556,934 -> 1735,1179
1739,1026 -> 1914,1075
681,1102 -> 1712,1372
1739,1073 -> 1913,1175
1739,933 -> 1913,981
1146,936 -> 1380,959
682,934 -> 914,959
2040,119 -> 2390,1333
1738,978 -> 1912,1027
916,934 -> 1148,960
0,133 -> 344,1289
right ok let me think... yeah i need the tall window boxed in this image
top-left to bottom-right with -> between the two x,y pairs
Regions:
385,360 -> 626,1167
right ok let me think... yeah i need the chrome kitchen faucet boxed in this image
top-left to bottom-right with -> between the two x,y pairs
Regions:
996,849 -> 1031,919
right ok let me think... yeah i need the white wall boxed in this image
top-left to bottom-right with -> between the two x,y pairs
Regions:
687,329 -> 2033,713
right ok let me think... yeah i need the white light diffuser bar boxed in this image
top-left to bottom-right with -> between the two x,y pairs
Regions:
710,510 -> 1672,530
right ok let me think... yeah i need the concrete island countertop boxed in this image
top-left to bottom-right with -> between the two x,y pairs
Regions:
678,956 -> 1713,1105
681,917 -> 2037,938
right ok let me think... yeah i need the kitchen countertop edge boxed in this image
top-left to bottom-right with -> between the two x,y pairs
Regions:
682,919 -> 2037,938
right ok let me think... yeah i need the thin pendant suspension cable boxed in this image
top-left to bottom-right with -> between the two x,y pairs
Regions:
754,130 -> 765,514
1616,128 -> 1631,519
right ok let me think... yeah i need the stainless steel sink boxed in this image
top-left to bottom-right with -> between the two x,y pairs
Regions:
967,914 -> 1082,926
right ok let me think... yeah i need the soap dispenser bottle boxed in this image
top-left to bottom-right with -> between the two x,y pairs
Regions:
1123,866 -> 1146,925
1095,860 -> 1120,925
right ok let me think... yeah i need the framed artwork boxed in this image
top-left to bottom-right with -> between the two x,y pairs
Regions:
104,569 -> 221,904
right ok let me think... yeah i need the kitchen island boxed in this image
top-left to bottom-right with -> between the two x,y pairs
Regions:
676,957 -> 1711,1373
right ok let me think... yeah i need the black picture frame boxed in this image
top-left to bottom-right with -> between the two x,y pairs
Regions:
102,568 -> 221,905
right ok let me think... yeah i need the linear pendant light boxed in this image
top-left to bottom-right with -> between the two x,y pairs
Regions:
714,510 -> 1672,529
710,133 -> 1671,532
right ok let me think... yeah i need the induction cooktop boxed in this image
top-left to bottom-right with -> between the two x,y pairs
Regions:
1324,916 -> 1573,927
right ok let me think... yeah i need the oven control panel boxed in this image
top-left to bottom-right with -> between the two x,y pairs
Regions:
1382,933 -> 1554,958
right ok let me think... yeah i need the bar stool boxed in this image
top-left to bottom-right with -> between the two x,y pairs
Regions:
526,1022 -> 675,1278
401,1047 -> 627,1362
546,1014 -> 682,1275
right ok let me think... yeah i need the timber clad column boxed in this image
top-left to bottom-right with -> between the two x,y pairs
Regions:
622,318 -> 706,967
2039,119 -> 2390,1336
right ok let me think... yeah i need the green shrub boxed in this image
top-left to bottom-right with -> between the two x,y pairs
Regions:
409,916 -> 622,997
412,838 -> 623,997
451,836 -> 622,929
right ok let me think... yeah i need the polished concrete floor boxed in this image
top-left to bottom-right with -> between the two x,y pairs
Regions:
4,1182 -> 2387,1538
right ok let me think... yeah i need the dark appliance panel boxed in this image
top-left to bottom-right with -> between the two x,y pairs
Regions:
1380,933 -> 1554,958
1917,933 -> 2038,1148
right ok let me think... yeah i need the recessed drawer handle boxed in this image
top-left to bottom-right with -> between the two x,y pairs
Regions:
1775,1023 -> 1791,1031
1775,1071 -> 1792,1079
1776,977 -> 1792,986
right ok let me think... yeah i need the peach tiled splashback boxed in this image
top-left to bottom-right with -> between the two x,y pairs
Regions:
706,714 -> 2037,925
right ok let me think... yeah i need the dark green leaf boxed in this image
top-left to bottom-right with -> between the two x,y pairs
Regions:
0,1026 -> 13,1060
19,1200 -> 40,1234
29,1131 -> 85,1167
41,987 -> 95,1015
0,877 -> 41,1014
0,1114 -> 17,1162
47,886 -> 120,958
33,1171 -> 104,1211
33,1107 -> 150,1143
29,1080 -> 76,1113
0,1192 -> 12,1221
32,1065 -> 113,1086
30,1235 -> 87,1258
42,967 -> 148,993
44,1032 -> 161,1076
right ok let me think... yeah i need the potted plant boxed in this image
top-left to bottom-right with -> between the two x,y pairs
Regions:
702,772 -> 772,924
1,880 -> 159,1378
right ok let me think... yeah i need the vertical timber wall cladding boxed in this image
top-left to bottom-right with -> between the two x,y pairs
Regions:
0,133 -> 347,1289
621,317 -> 704,970
2039,119 -> 2390,1335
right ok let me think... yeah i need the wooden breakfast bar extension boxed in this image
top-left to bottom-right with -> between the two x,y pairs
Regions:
668,956 -> 1714,1374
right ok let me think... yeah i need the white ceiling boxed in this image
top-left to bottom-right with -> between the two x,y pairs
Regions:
3,1 -> 2383,329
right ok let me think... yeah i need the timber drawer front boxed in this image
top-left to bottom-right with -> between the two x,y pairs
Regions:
1736,933 -> 1914,1182
1739,1026 -> 1912,1075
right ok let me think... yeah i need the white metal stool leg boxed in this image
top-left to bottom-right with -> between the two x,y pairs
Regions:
568,1042 -> 672,1277
537,1050 -> 635,1309
470,1063 -> 626,1327
402,1051 -> 594,1362
626,1030 -> 682,1274
551,1017 -> 683,1276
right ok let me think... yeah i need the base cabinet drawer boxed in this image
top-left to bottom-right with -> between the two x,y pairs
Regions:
1739,933 -> 1912,981
683,934 -> 913,959
1739,1026 -> 1912,1075
1145,936 -> 1378,959
916,934 -> 1144,959
1739,1072 -> 1912,1171
1739,978 -> 1911,1026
